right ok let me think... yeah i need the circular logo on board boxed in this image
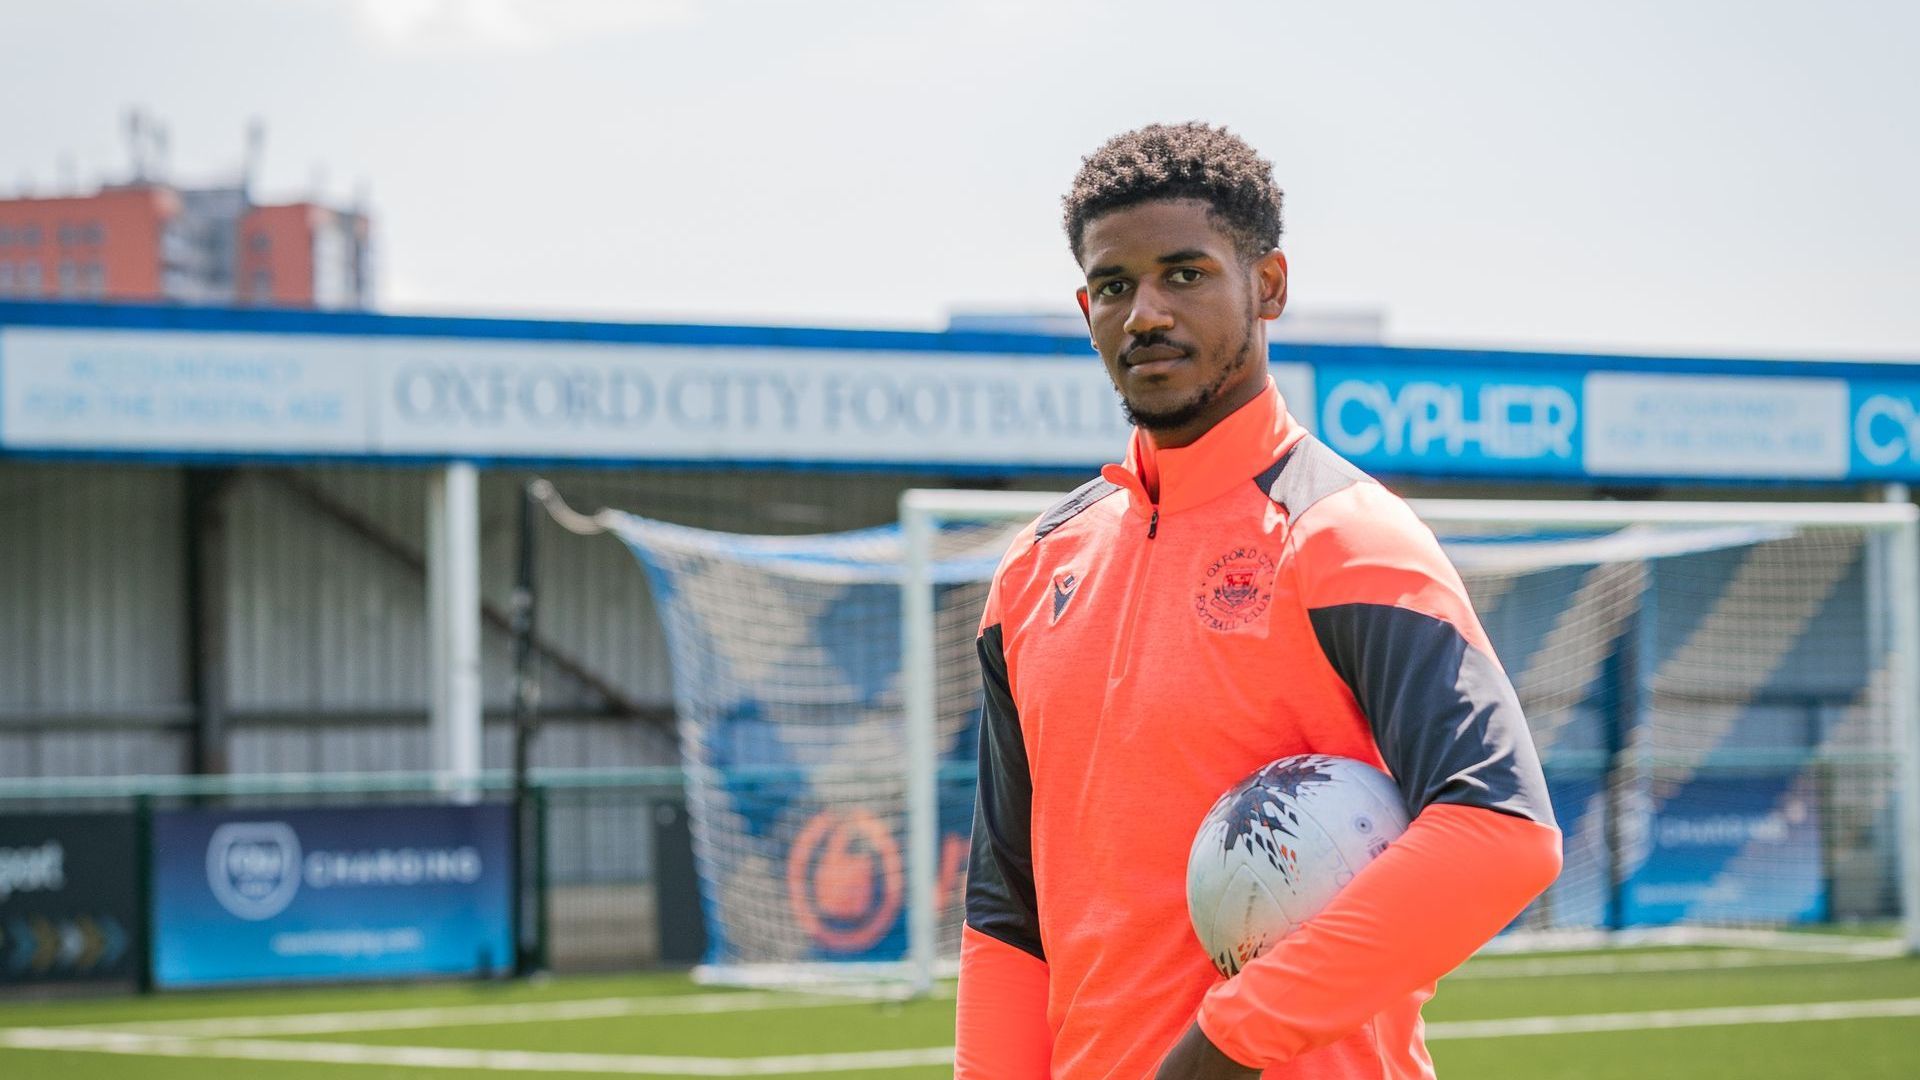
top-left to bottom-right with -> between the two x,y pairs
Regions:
785,808 -> 904,952
206,822 -> 302,921
1193,547 -> 1278,631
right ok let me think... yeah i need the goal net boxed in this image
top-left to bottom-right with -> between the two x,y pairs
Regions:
1406,501 -> 1919,953
613,493 -> 1919,992
899,494 -> 1920,956
607,502 -> 1045,991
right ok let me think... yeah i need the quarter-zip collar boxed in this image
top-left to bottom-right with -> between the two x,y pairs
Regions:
1099,377 -> 1308,519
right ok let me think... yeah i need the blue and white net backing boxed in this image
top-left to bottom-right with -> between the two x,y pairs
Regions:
611,504 -> 1910,977
609,513 -> 1019,981
1434,516 -> 1905,938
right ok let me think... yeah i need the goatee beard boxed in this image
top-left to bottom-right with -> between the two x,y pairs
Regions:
1116,325 -> 1254,433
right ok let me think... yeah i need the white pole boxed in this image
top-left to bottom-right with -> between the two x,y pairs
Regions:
900,494 -> 938,995
429,462 -> 485,802
1885,489 -> 1920,955
428,469 -> 449,783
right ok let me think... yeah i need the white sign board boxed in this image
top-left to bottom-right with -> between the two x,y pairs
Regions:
1582,372 -> 1851,479
0,329 -> 373,454
0,326 -> 1317,467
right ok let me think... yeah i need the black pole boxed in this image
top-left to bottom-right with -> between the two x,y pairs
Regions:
510,479 -> 541,975
184,468 -> 234,779
511,480 -> 540,790
133,794 -> 154,994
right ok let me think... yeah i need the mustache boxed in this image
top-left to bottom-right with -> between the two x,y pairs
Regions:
1121,332 -> 1192,364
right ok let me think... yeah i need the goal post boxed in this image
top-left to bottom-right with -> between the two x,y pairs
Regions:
1887,507 -> 1920,955
899,492 -> 1920,958
899,489 -> 1063,993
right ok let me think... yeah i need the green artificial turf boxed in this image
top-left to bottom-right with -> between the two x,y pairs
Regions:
2,948 -> 1916,1079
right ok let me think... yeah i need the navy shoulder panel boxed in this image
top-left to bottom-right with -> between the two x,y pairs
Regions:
1309,603 -> 1555,826
1034,476 -> 1120,540
1254,435 -> 1371,519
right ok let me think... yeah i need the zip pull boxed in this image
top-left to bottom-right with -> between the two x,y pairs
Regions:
1147,507 -> 1159,539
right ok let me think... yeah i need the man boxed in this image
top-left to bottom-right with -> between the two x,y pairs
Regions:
954,123 -> 1562,1079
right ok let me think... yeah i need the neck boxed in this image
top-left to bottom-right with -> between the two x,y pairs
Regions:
1112,376 -> 1300,516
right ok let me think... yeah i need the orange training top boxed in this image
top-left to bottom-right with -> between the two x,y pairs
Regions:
955,379 -> 1562,1078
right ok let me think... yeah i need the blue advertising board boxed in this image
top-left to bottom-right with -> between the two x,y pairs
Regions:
1850,380 -> 1920,479
1620,772 -> 1825,927
152,803 -> 514,988
1317,365 -> 1585,478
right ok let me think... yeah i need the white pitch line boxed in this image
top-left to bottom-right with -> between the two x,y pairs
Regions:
9,996 -> 1920,1075
1426,996 -> 1920,1040
1654,929 -> 1906,958
88,991 -> 879,1038
1484,927 -> 1905,959
0,1028 -> 956,1076
1451,947 -> 1888,979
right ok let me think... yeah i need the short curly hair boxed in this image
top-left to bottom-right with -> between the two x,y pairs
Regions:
1063,122 -> 1283,264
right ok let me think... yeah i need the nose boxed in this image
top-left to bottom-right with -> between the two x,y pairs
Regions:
1123,283 -> 1174,338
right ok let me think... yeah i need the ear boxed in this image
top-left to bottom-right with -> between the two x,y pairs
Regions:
1256,250 -> 1288,321
1075,286 -> 1092,330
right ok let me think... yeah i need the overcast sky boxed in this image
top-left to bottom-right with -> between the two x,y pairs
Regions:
2,0 -> 1915,359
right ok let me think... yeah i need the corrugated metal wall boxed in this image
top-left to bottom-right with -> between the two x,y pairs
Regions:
0,463 -> 192,779
0,459 -> 1077,779
227,470 -> 434,713
0,463 -> 189,719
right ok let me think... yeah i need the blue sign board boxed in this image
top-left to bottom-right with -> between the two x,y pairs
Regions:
1850,381 -> 1920,479
1317,365 -> 1584,477
152,803 -> 514,988
1620,773 -> 1825,927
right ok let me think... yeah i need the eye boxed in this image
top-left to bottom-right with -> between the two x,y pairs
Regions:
1169,267 -> 1204,285
1095,279 -> 1131,298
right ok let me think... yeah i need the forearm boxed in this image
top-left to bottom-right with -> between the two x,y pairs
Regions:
1196,804 -> 1562,1069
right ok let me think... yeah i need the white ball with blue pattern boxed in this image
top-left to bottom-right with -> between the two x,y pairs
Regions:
1186,754 -> 1410,977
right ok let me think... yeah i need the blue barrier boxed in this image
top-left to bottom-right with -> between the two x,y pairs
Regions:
151,802 -> 514,988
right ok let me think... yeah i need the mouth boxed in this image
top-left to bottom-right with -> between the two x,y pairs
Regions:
1123,344 -> 1189,377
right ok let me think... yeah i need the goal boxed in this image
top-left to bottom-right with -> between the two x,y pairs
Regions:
900,494 -> 1920,958
614,491 -> 1920,996
609,499 -> 1046,993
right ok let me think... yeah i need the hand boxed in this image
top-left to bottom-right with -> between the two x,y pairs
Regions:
1154,1021 -> 1261,1079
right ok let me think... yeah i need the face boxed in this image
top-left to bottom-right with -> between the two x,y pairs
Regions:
1077,199 -> 1287,448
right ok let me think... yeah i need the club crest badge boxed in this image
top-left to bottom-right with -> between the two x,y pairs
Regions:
1193,547 -> 1277,631
206,821 -> 302,921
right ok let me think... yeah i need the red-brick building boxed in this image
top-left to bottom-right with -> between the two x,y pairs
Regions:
0,182 -> 370,309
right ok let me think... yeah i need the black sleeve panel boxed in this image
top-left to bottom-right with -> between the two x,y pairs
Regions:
965,623 -> 1045,961
1308,603 -> 1557,827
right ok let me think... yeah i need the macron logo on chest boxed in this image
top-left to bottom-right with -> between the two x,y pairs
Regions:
1051,569 -> 1081,623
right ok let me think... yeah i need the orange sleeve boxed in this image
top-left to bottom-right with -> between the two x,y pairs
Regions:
1196,803 -> 1562,1068
956,924 -> 1052,1078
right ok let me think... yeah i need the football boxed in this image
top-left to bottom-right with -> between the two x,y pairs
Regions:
1186,754 -> 1410,976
